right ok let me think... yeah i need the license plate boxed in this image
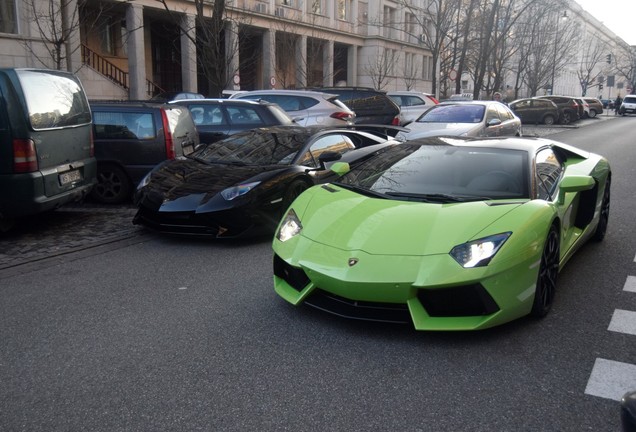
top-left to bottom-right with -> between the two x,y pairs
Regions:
59,169 -> 82,185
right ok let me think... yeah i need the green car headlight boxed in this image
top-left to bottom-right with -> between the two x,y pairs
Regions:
277,208 -> 302,242
221,181 -> 261,201
450,232 -> 511,268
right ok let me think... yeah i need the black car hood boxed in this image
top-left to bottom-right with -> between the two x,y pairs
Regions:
143,159 -> 288,202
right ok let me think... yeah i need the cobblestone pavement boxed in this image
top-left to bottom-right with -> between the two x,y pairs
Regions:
0,114 -> 617,270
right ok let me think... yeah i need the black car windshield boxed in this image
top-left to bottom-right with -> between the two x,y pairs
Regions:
192,129 -> 308,165
335,141 -> 529,202
417,104 -> 485,124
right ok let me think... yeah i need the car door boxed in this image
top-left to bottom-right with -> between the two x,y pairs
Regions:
495,104 -> 519,136
484,105 -> 503,136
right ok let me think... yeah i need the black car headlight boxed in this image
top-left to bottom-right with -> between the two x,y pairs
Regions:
277,208 -> 302,242
450,232 -> 511,268
221,181 -> 261,201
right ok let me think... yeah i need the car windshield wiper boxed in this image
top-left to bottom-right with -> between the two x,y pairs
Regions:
384,192 -> 486,203
333,182 -> 389,199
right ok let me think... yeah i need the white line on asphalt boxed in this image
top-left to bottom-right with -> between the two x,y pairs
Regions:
585,358 -> 636,401
625,276 -> 636,293
608,309 -> 636,336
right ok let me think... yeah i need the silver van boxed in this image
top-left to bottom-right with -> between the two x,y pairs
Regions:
0,68 -> 96,231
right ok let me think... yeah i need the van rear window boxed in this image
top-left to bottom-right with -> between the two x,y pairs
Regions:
17,70 -> 91,130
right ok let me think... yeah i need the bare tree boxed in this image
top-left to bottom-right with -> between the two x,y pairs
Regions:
364,47 -> 399,91
576,40 -> 609,96
612,46 -> 636,94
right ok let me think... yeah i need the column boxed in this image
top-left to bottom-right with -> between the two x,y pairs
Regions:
180,14 -> 197,93
126,3 -> 146,100
296,35 -> 307,89
323,40 -> 334,87
347,45 -> 357,86
263,29 -> 276,89
225,21 -> 240,90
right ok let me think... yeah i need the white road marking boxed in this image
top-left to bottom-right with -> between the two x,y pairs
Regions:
625,275 -> 636,293
585,358 -> 636,401
608,309 -> 636,336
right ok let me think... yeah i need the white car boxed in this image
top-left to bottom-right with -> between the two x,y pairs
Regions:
619,94 -> 636,115
388,91 -> 439,125
233,89 -> 355,127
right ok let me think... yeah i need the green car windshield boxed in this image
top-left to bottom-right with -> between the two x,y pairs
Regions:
192,130 -> 308,165
335,143 -> 529,202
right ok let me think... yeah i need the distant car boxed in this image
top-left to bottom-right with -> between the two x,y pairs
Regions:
601,99 -> 615,110
150,91 -> 205,102
536,96 -> 580,124
273,135 -> 611,330
90,101 -> 199,204
171,98 -> 294,144
574,97 -> 590,119
509,98 -> 560,125
582,97 -> 604,118
310,87 -> 401,125
233,89 -> 355,126
618,95 -> 636,116
388,91 -> 439,125
397,101 -> 522,140
133,125 -> 405,237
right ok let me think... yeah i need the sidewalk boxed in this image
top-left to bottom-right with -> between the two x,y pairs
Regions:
523,112 -> 617,137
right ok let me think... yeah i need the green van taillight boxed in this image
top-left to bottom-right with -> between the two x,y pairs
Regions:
13,138 -> 38,173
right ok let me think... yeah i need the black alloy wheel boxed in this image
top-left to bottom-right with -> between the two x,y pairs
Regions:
92,165 -> 132,204
531,224 -> 560,318
543,114 -> 555,125
561,111 -> 571,125
592,177 -> 611,242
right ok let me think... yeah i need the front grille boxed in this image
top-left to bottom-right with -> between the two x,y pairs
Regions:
417,284 -> 499,317
273,254 -> 310,291
305,289 -> 411,324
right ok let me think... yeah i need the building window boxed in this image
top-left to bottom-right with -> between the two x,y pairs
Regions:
336,0 -> 350,21
0,0 -> 18,34
99,18 -> 116,55
383,6 -> 395,38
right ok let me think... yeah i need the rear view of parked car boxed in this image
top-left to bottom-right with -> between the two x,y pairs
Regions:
0,68 -> 96,232
509,98 -> 559,125
388,91 -> 439,125
90,101 -> 199,204
313,87 -> 401,125
234,90 -> 355,126
583,97 -> 603,117
172,98 -> 294,144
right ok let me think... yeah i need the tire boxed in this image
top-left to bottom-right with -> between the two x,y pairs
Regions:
591,177 -> 610,242
561,111 -> 571,125
531,224 -> 560,318
589,109 -> 597,118
91,165 -> 132,204
543,114 -> 555,126
282,179 -> 309,210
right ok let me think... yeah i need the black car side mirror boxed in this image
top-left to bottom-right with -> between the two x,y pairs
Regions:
305,151 -> 342,173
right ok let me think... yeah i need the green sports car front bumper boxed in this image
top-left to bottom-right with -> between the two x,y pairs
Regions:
273,235 -> 542,331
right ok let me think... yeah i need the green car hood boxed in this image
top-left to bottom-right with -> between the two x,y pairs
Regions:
299,185 -> 525,256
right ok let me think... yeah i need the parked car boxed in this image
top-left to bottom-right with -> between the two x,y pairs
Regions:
388,91 -> 439,125
133,125 -> 405,237
509,98 -> 560,125
618,94 -> 636,115
90,101 -> 199,204
171,98 -> 295,144
583,97 -> 604,117
397,101 -> 522,140
273,135 -> 611,330
574,97 -> 590,119
150,91 -> 205,102
0,68 -> 96,232
309,87 -> 401,125
601,99 -> 615,110
536,95 -> 581,124
233,89 -> 355,126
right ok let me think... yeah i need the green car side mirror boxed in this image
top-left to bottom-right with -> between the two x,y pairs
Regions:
330,162 -> 350,176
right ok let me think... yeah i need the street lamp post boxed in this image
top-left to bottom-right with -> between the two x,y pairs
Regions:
550,11 -> 568,95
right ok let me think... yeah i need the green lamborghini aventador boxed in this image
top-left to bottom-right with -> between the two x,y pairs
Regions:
272,136 -> 611,331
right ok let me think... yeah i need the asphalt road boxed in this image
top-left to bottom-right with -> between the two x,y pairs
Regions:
1,115 -> 635,431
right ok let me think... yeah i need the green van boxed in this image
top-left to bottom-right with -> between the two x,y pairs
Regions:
0,68 -> 96,231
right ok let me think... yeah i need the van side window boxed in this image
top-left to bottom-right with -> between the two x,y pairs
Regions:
93,112 -> 156,140
16,70 -> 91,130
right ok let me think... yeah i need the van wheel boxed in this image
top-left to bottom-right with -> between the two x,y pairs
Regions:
92,165 -> 132,204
